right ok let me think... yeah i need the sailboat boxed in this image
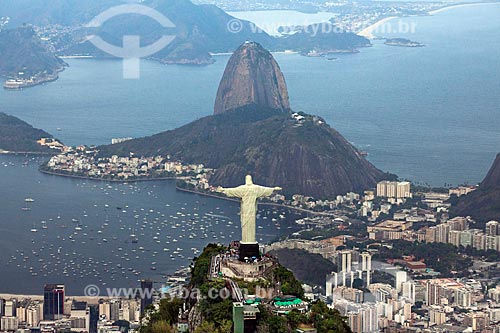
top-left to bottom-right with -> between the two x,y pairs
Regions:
21,202 -> 31,211
30,222 -> 38,233
130,228 -> 138,243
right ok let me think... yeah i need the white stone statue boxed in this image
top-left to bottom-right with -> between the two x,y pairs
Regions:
217,175 -> 281,244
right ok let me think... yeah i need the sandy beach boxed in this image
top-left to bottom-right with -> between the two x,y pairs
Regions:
358,2 -> 500,39
357,16 -> 397,39
429,1 -> 500,15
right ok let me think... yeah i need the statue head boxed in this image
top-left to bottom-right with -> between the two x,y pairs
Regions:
245,175 -> 253,185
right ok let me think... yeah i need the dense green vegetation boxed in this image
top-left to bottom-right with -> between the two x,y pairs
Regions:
297,219 -> 367,240
190,243 -> 226,286
257,301 -> 352,333
140,244 -> 352,332
271,266 -> 305,299
140,298 -> 183,333
269,249 -> 337,288
100,105 -> 383,198
190,244 -> 236,328
375,240 -> 472,276
0,113 -> 55,153
460,246 -> 500,262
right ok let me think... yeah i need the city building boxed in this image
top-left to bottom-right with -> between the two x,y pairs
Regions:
43,284 -> 65,320
377,181 -> 411,199
70,301 -> 90,332
140,279 -> 153,314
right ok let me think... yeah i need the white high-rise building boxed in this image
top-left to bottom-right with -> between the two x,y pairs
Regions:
99,302 -> 111,320
402,282 -> 416,303
27,305 -> 41,327
377,181 -> 412,198
486,220 -> 499,236
396,182 -> 411,198
429,306 -> 447,325
337,250 -> 353,273
0,317 -> 19,331
360,252 -> 372,272
395,271 -> 408,293
70,301 -> 90,332
5,300 -> 16,317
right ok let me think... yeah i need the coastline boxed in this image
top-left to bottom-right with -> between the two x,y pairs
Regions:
39,168 -> 188,183
428,2 -> 500,15
3,74 -> 60,90
58,55 -> 95,59
357,16 -> 397,39
0,151 -> 56,156
3,64 -> 66,90
175,186 -> 336,216
358,2 -> 500,40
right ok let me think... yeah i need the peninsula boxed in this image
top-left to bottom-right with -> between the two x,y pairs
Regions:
0,27 -> 66,89
98,42 -> 385,198
0,113 -> 63,154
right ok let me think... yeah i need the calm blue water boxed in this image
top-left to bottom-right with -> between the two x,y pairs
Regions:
0,155 -> 298,294
2,4 -> 499,186
0,4 -> 500,293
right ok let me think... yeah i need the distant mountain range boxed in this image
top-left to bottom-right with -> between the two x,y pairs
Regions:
451,153 -> 500,225
0,27 -> 66,77
0,0 -> 370,65
0,113 -> 55,153
0,0 -> 123,27
99,42 -> 384,198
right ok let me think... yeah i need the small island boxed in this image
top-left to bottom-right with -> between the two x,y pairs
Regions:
384,38 -> 425,47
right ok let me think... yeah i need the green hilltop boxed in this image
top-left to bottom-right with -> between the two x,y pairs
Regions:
140,244 -> 352,333
0,113 -> 56,153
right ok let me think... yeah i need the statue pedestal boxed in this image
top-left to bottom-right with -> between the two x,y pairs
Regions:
239,243 -> 260,261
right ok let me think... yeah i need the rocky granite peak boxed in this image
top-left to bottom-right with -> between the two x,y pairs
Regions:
451,153 -> 500,224
100,43 -> 385,198
214,41 -> 291,115
481,153 -> 500,189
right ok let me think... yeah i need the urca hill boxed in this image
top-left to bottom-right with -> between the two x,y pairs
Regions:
100,42 -> 384,198
451,153 -> 500,225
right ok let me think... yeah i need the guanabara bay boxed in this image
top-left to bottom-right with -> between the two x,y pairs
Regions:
0,0 -> 499,333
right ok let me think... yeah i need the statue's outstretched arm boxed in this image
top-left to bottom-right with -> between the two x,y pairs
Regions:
217,186 -> 246,198
255,185 -> 281,198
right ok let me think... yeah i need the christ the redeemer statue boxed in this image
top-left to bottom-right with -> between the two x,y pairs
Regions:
217,175 -> 281,259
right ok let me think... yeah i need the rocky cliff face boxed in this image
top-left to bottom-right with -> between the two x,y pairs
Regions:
214,42 -> 290,115
451,153 -> 500,224
100,107 -> 384,198
100,42 -> 385,198
481,154 -> 500,189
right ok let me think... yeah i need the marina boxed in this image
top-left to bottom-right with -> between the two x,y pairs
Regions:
0,155 -> 301,295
